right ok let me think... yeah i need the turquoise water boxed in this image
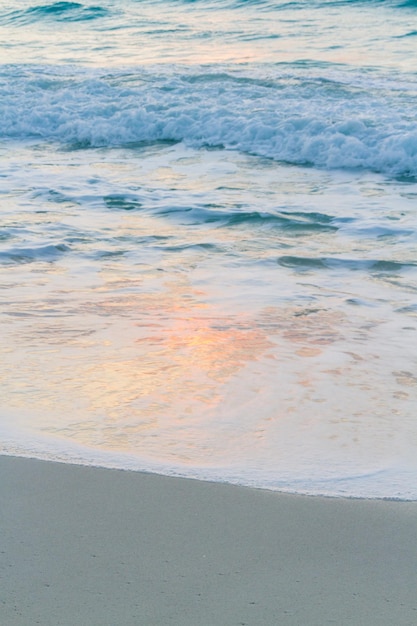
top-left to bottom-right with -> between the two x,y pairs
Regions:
1,0 -> 417,498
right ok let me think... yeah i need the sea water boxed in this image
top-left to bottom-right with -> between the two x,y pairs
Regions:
1,0 -> 417,499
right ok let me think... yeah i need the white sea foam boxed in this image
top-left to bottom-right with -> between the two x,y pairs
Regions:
1,419 -> 417,500
1,66 -> 417,178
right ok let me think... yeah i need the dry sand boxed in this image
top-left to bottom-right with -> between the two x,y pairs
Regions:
1,454 -> 417,625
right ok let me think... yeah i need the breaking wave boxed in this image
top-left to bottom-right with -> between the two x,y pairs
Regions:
1,65 -> 417,178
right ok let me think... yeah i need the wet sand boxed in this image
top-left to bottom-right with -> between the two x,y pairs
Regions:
1,454 -> 417,625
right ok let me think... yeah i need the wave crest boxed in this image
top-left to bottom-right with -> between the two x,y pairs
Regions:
1,66 -> 417,178
3,2 -> 109,24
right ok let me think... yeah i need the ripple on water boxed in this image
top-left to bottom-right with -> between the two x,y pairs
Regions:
2,2 -> 111,25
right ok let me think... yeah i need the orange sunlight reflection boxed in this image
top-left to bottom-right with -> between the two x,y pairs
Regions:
2,259 -> 351,462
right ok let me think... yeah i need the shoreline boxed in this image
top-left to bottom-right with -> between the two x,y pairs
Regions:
1,454 -> 417,625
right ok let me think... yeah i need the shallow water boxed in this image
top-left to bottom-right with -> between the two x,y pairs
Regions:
1,0 -> 417,498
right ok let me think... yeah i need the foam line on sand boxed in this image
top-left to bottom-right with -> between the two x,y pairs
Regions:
1,455 -> 417,625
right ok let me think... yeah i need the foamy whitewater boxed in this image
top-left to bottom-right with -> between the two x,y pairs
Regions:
1,0 -> 417,499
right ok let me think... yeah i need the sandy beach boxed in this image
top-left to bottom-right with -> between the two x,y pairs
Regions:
1,455 -> 416,625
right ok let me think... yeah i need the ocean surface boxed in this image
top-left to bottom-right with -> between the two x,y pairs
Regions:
1,0 -> 417,499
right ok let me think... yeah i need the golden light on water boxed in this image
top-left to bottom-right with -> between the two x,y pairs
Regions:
1,153 -> 415,471
3,262 -> 340,435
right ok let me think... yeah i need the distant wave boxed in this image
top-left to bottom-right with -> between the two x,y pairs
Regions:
2,2 -> 110,24
397,0 -> 417,6
1,66 -> 417,179
0,0 -> 412,31
1,0 -> 413,24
